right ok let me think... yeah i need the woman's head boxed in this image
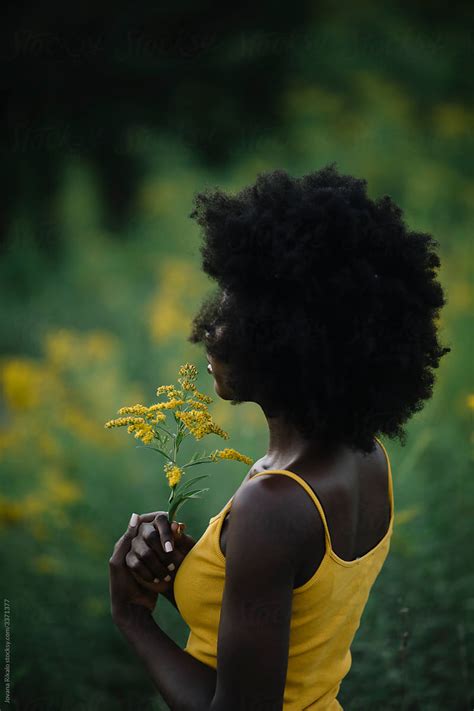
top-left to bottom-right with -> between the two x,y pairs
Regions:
188,164 -> 451,454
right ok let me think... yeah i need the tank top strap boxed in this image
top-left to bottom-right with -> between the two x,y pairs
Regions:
249,469 -> 332,546
248,438 -> 393,549
374,436 -> 394,519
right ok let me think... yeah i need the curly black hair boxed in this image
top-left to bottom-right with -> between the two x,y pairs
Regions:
187,164 -> 451,454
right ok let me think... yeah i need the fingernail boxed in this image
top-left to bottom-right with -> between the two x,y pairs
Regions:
164,541 -> 173,552
164,575 -> 171,582
167,563 -> 175,571
153,577 -> 160,583
129,513 -> 139,528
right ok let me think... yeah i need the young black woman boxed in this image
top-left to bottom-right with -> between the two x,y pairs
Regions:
109,165 -> 450,709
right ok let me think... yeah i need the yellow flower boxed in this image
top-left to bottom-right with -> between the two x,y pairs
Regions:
157,398 -> 185,410
186,400 -> 208,411
210,448 -> 253,465
156,385 -> 175,396
164,462 -> 183,487
175,409 -> 229,440
192,389 -> 213,404
145,410 -> 166,424
128,422 -> 155,445
147,403 -> 168,411
118,404 -> 149,416
166,388 -> 184,400
467,394 -> 474,410
104,416 -> 145,428
178,363 -> 198,381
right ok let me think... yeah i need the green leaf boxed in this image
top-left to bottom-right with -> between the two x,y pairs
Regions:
184,490 -> 209,499
171,487 -> 209,507
178,488 -> 210,499
177,474 -> 210,493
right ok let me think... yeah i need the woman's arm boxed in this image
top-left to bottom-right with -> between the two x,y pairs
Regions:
111,475 -> 299,710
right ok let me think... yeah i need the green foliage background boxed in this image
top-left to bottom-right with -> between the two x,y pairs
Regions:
0,3 -> 472,709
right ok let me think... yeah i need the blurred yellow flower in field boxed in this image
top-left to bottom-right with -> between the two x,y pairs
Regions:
148,258 -> 206,344
0,497 -> 23,525
0,429 -> 22,457
467,394 -> 474,411
447,282 -> 472,312
44,329 -> 117,369
63,405 -> 112,446
0,358 -> 43,410
433,103 -> 473,138
22,493 -> 49,516
150,300 -> 189,342
44,469 -> 82,504
32,555 -> 61,574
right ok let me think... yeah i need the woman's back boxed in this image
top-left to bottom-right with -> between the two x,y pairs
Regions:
174,437 -> 394,709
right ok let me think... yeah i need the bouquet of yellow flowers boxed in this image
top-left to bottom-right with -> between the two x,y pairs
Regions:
105,363 -> 253,521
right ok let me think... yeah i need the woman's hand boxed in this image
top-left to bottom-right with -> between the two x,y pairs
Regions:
109,513 -> 159,627
125,511 -> 196,596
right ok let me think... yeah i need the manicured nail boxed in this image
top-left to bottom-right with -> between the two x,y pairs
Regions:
167,563 -> 175,571
164,541 -> 173,552
164,575 -> 171,582
153,577 -> 160,583
129,513 -> 139,528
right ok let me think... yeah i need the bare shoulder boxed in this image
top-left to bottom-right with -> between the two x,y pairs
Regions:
229,472 -> 313,561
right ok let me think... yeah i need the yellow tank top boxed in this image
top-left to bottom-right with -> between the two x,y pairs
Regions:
173,437 -> 394,710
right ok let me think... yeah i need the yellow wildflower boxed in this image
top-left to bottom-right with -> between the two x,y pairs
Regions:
178,363 -> 198,381
181,380 -> 196,391
467,394 -> 474,410
105,416 -> 144,428
166,388 -> 184,400
192,389 -> 213,404
176,409 -> 229,440
118,404 -> 149,416
164,462 -> 183,487
210,448 -> 253,465
156,385 -> 175,396
186,400 -> 208,411
145,410 -> 166,424
161,398 -> 185,409
128,422 -> 155,444
147,403 -> 168,411
148,398 -> 185,411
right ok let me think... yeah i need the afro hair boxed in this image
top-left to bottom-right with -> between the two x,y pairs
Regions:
187,163 -> 451,454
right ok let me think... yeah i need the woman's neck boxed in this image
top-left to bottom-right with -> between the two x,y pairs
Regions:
263,410 -> 316,468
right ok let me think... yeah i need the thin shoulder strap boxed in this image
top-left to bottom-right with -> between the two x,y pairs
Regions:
374,436 -> 394,519
249,469 -> 332,546
249,439 -> 394,544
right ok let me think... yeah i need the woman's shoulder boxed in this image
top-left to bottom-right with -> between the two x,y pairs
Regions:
230,468 -> 326,568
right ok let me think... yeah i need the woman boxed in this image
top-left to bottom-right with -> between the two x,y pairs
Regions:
109,165 -> 450,709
